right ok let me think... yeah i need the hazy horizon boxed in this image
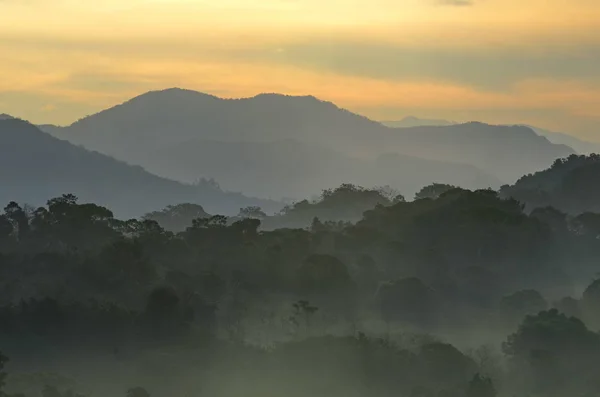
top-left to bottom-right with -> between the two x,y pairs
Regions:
6,87 -> 600,147
3,3 -> 600,396
2,0 -> 600,140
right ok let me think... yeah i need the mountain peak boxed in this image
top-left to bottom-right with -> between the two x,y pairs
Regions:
130,87 -> 220,102
0,114 -> 16,121
252,92 -> 319,101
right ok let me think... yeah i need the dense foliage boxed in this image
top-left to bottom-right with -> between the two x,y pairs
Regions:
502,154 -> 600,214
3,176 -> 600,396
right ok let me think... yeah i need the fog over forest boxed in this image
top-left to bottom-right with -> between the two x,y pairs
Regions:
3,0 -> 600,389
2,87 -> 600,396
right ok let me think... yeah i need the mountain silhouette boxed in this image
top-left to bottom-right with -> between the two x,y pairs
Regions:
523,125 -> 600,155
383,117 -> 593,157
136,138 -> 501,199
0,118 -> 280,217
41,88 -> 573,195
388,122 -> 574,182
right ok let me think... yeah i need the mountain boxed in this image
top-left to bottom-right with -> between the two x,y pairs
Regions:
42,88 -> 385,161
0,114 -> 15,121
387,122 -> 574,182
382,117 -> 595,157
42,88 -> 573,194
523,125 -> 600,155
381,116 -> 456,128
125,137 -> 501,200
0,118 -> 280,218
500,154 -> 600,214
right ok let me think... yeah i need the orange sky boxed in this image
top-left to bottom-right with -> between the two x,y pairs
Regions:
1,0 -> 600,139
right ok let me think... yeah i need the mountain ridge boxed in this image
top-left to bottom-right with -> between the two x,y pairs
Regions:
382,116 -> 596,156
0,118 -> 281,217
39,88 -> 574,194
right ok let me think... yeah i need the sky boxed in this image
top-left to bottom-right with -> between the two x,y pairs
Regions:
1,0 -> 600,140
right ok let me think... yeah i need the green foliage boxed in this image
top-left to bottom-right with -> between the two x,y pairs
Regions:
126,387 -> 150,397
419,342 -> 476,389
414,183 -> 457,200
0,351 -> 7,394
503,154 -> 600,214
144,203 -> 209,232
2,182 -> 600,397
466,374 -> 496,397
503,309 -> 600,395
297,254 -> 353,293
237,206 -> 267,220
377,278 -> 437,328
267,183 -> 393,229
499,290 -> 548,326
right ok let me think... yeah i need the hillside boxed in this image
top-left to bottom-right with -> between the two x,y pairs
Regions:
389,122 -> 574,182
0,119 -> 280,217
500,154 -> 600,214
132,138 -> 501,200
525,125 -> 600,155
383,117 -> 597,156
42,88 -> 573,193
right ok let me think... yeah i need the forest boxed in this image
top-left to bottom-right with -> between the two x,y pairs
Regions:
2,155 -> 600,397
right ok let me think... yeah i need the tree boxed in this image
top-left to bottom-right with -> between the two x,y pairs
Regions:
191,215 -> 227,229
144,287 -> 192,338
499,290 -> 547,326
581,279 -> 600,328
553,296 -> 581,319
376,185 -> 405,204
530,206 -> 567,234
144,203 -> 209,232
419,343 -> 476,390
126,387 -> 150,397
573,212 -> 600,238
377,277 -> 437,328
0,351 -> 7,395
466,374 -> 496,397
297,254 -> 353,294
290,300 -> 319,336
503,309 -> 600,395
94,239 -> 157,291
415,183 -> 456,200
310,217 -> 325,233
0,215 -> 13,242
4,201 -> 29,241
238,206 -> 266,219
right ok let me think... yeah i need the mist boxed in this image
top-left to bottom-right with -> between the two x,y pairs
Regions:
2,0 -> 600,394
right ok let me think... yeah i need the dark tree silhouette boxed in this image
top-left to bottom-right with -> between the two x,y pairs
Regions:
466,374 -> 496,397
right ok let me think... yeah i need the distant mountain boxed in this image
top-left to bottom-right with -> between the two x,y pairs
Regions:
387,122 -> 574,182
381,116 -> 456,128
0,114 -> 15,121
0,119 -> 280,218
501,154 -> 600,214
127,138 -> 501,199
42,88 -> 573,194
42,88 -> 385,161
523,125 -> 600,155
382,117 -> 596,157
